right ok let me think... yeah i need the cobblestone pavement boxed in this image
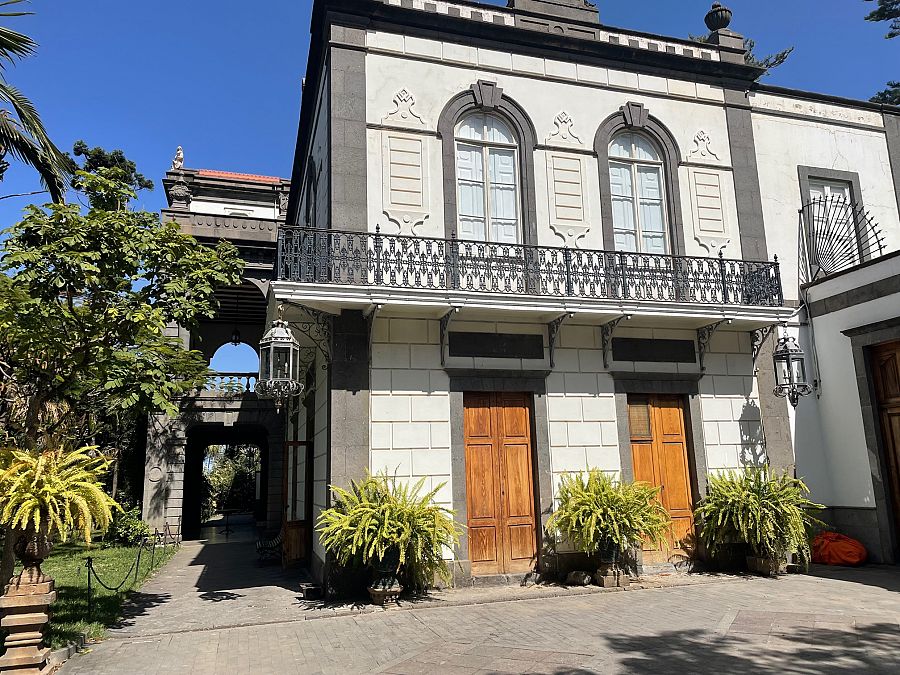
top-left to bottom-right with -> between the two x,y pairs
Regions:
58,532 -> 900,674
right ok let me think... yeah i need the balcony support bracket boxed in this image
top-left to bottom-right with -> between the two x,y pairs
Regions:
439,307 -> 460,367
287,302 -> 335,365
698,319 -> 733,372
750,323 -> 778,367
548,313 -> 574,369
600,315 -> 630,370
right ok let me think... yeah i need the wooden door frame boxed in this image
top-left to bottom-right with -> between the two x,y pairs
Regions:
447,371 -> 554,582
611,374 -> 708,571
846,319 -> 900,564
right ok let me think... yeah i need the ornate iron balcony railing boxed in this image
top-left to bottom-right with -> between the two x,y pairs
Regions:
276,227 -> 783,308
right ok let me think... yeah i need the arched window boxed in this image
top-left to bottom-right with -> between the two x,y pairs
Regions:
608,132 -> 669,255
454,112 -> 520,244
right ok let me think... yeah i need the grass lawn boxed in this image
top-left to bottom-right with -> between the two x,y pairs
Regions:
20,540 -> 177,649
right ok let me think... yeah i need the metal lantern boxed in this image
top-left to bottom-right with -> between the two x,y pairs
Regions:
256,318 -> 304,410
772,332 -> 813,407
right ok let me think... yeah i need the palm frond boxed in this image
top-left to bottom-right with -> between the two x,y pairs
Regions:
0,1 -> 36,66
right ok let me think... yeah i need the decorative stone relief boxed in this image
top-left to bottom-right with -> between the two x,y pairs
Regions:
170,145 -> 184,171
546,111 -> 582,146
277,191 -> 289,216
687,130 -> 720,161
547,153 -> 590,248
471,80 -> 504,110
148,466 -> 163,483
689,168 -> 730,255
382,88 -> 425,126
167,175 -> 192,208
382,133 -> 429,236
620,101 -> 649,129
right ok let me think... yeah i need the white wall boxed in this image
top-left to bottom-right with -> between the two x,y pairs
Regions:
189,199 -> 277,219
364,34 -> 741,259
751,102 -> 900,303
370,317 -> 453,509
312,353 -> 329,560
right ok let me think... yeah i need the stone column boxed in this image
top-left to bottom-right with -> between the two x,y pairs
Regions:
0,570 -> 56,674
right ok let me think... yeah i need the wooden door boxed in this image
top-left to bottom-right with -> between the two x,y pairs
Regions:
872,341 -> 900,544
282,441 -> 308,565
628,395 -> 695,564
464,392 -> 538,575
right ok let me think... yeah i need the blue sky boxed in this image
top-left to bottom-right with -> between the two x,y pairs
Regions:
0,0 -> 896,371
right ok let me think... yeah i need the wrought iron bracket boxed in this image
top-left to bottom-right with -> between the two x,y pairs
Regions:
600,315 -> 630,370
439,307 -> 459,367
750,323 -> 778,366
697,319 -> 732,372
547,313 -> 574,369
287,304 -> 335,364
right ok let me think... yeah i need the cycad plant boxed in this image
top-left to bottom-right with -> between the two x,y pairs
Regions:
547,469 -> 671,556
0,443 -> 119,563
317,472 -> 462,591
0,0 -> 70,199
694,467 -> 824,568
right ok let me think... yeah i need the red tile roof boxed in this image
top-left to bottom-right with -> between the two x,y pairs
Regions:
196,169 -> 285,184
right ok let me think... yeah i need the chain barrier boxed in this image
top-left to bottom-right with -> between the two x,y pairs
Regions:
85,524 -> 181,620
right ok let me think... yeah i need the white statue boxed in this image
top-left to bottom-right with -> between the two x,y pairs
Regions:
171,146 -> 184,171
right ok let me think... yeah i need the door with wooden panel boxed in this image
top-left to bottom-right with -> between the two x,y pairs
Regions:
628,395 -> 695,564
464,392 -> 538,575
872,341 -> 900,545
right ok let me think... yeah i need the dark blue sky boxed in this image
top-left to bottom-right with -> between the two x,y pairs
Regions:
0,0 -> 895,369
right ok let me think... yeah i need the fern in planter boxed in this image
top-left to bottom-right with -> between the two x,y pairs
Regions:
316,472 -> 462,591
694,468 -> 824,569
547,469 -> 671,557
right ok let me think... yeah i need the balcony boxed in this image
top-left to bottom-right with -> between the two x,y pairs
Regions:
203,372 -> 257,396
276,227 -> 783,311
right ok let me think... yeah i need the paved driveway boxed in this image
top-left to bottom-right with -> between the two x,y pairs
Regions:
58,534 -> 900,675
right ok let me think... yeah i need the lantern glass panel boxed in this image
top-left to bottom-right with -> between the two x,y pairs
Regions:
273,346 -> 290,380
775,357 -> 791,387
791,355 -> 806,385
261,347 -> 271,380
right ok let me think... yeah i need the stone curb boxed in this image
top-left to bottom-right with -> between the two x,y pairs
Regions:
47,632 -> 87,668
302,573 -> 753,621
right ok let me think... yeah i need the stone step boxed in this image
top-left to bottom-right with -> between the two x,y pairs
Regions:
298,582 -> 322,600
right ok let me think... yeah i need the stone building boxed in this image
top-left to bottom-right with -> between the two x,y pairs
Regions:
143,0 -> 900,581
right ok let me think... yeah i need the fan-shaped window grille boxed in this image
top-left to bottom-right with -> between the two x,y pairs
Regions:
799,192 -> 885,282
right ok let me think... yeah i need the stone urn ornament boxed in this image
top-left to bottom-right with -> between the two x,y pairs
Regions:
13,525 -> 52,583
704,2 -> 733,32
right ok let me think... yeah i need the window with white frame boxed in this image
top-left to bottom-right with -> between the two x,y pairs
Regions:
455,112 -> 520,244
808,178 -> 851,204
608,132 -> 669,255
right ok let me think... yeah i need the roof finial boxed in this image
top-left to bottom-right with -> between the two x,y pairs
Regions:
705,3 -> 733,32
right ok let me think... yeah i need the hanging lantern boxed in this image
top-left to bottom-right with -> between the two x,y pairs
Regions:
230,326 -> 242,346
256,318 -> 303,410
772,331 -> 812,407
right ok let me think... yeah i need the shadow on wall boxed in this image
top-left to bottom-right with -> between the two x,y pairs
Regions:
738,399 -> 766,466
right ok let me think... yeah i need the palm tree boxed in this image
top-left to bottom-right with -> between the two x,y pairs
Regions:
0,0 -> 69,202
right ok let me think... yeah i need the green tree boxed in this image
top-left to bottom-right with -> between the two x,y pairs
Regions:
0,0 -> 69,201
866,1 -> 899,103
0,166 -> 243,582
70,140 -> 154,194
866,0 -> 900,38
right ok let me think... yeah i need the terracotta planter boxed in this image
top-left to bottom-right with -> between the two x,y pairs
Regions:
704,3 -> 733,31
746,555 -> 787,577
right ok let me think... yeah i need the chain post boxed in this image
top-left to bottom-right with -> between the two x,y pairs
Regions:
86,557 -> 93,620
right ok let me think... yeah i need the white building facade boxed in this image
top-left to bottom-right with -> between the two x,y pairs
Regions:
253,0 -> 900,581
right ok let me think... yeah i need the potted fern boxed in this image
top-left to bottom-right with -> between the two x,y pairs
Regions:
317,472 -> 462,604
694,468 -> 824,576
547,469 -> 671,577
0,443 -> 118,581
